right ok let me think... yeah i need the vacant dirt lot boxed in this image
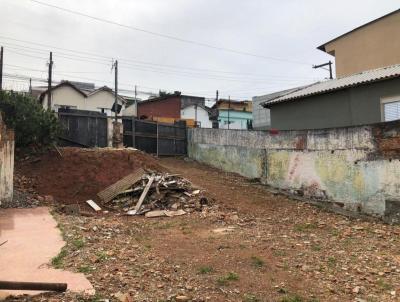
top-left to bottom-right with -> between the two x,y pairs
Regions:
8,154 -> 400,302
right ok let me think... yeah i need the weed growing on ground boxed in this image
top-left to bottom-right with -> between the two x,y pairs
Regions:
377,279 -> 393,291
251,256 -> 265,268
280,294 -> 304,302
72,238 -> 85,249
311,244 -> 321,251
198,266 -> 213,274
217,272 -> 239,285
294,223 -> 317,232
96,251 -> 109,262
327,256 -> 337,268
51,247 -> 67,268
243,293 -> 261,302
78,265 -> 93,273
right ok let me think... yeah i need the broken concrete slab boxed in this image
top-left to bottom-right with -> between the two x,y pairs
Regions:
0,207 -> 94,297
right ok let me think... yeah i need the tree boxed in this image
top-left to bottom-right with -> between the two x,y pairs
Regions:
0,91 -> 60,148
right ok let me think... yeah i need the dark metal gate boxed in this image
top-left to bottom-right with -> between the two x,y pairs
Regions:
122,118 -> 187,155
58,109 -> 108,147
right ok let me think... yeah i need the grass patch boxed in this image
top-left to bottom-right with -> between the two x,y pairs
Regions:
280,294 -> 304,302
96,251 -> 109,262
72,238 -> 85,249
273,250 -> 287,257
217,272 -> 239,285
243,294 -> 261,302
327,256 -> 337,268
294,223 -> 317,232
78,265 -> 93,273
198,266 -> 213,274
330,228 -> 340,236
377,279 -> 393,291
311,244 -> 321,251
251,256 -> 265,268
51,247 -> 67,269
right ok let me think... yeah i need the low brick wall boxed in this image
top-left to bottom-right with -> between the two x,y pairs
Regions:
188,121 -> 400,220
0,116 -> 14,205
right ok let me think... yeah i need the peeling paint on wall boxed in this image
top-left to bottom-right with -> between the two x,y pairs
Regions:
188,120 -> 400,219
0,120 -> 15,205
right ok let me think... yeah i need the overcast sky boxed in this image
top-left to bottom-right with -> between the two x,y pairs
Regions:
0,0 -> 399,100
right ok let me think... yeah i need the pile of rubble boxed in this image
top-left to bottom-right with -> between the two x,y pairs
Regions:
96,168 -> 210,218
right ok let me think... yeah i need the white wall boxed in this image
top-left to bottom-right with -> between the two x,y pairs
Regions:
86,90 -> 125,114
181,105 -> 212,128
122,103 -> 137,117
42,86 -> 86,111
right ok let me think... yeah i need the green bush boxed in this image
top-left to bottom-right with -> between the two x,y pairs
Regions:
0,91 -> 60,148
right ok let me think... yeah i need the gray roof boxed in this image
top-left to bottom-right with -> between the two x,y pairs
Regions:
253,86 -> 307,104
262,64 -> 400,107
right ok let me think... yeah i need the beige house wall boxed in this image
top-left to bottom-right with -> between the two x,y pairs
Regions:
42,86 -> 86,110
324,11 -> 400,77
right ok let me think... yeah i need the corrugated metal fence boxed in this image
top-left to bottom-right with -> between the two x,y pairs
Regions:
122,118 -> 187,155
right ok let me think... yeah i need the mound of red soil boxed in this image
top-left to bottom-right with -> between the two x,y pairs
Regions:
16,147 -> 166,205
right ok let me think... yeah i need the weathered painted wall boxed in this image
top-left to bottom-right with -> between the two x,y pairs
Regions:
188,121 -> 400,219
0,116 -> 14,205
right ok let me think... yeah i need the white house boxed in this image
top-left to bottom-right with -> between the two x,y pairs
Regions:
181,104 -> 212,128
39,81 -> 135,146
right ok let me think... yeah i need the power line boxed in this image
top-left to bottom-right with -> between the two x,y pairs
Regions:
5,46 -> 316,84
0,37 -> 317,80
29,0 -> 312,66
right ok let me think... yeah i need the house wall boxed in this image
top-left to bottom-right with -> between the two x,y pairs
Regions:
218,110 -> 252,130
0,117 -> 14,205
137,97 -> 181,119
86,90 -> 125,115
181,105 -> 212,128
270,78 -> 400,130
42,86 -> 86,110
187,121 -> 400,220
324,10 -> 400,77
252,96 -> 271,130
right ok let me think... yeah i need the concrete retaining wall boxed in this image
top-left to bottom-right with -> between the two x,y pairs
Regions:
0,116 -> 14,205
188,121 -> 400,220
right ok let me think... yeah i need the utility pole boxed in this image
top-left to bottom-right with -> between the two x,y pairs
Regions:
227,96 -> 231,130
47,52 -> 53,110
0,46 -> 3,91
134,84 -> 137,102
216,90 -> 219,101
313,60 -> 333,79
114,60 -> 118,123
29,78 -> 32,95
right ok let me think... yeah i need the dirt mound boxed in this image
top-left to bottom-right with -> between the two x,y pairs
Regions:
16,147 -> 166,205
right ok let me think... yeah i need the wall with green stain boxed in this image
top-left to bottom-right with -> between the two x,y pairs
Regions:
187,126 -> 400,217
188,143 -> 266,179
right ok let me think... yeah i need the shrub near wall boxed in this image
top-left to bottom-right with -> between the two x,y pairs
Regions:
0,91 -> 60,148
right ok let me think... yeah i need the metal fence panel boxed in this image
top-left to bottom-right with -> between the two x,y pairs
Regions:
122,117 -> 187,156
58,109 -> 108,147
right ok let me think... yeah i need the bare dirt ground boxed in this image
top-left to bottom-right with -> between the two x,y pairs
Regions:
7,154 -> 400,302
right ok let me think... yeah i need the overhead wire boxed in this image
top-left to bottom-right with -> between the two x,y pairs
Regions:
0,38 -> 319,81
29,0 -> 313,66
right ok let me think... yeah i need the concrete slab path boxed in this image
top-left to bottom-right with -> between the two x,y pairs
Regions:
0,207 -> 94,297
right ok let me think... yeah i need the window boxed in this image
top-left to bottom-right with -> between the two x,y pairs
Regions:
382,98 -> 400,122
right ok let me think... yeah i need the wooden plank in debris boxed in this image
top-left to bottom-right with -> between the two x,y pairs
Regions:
86,200 -> 102,212
97,168 -> 145,202
133,175 -> 155,213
